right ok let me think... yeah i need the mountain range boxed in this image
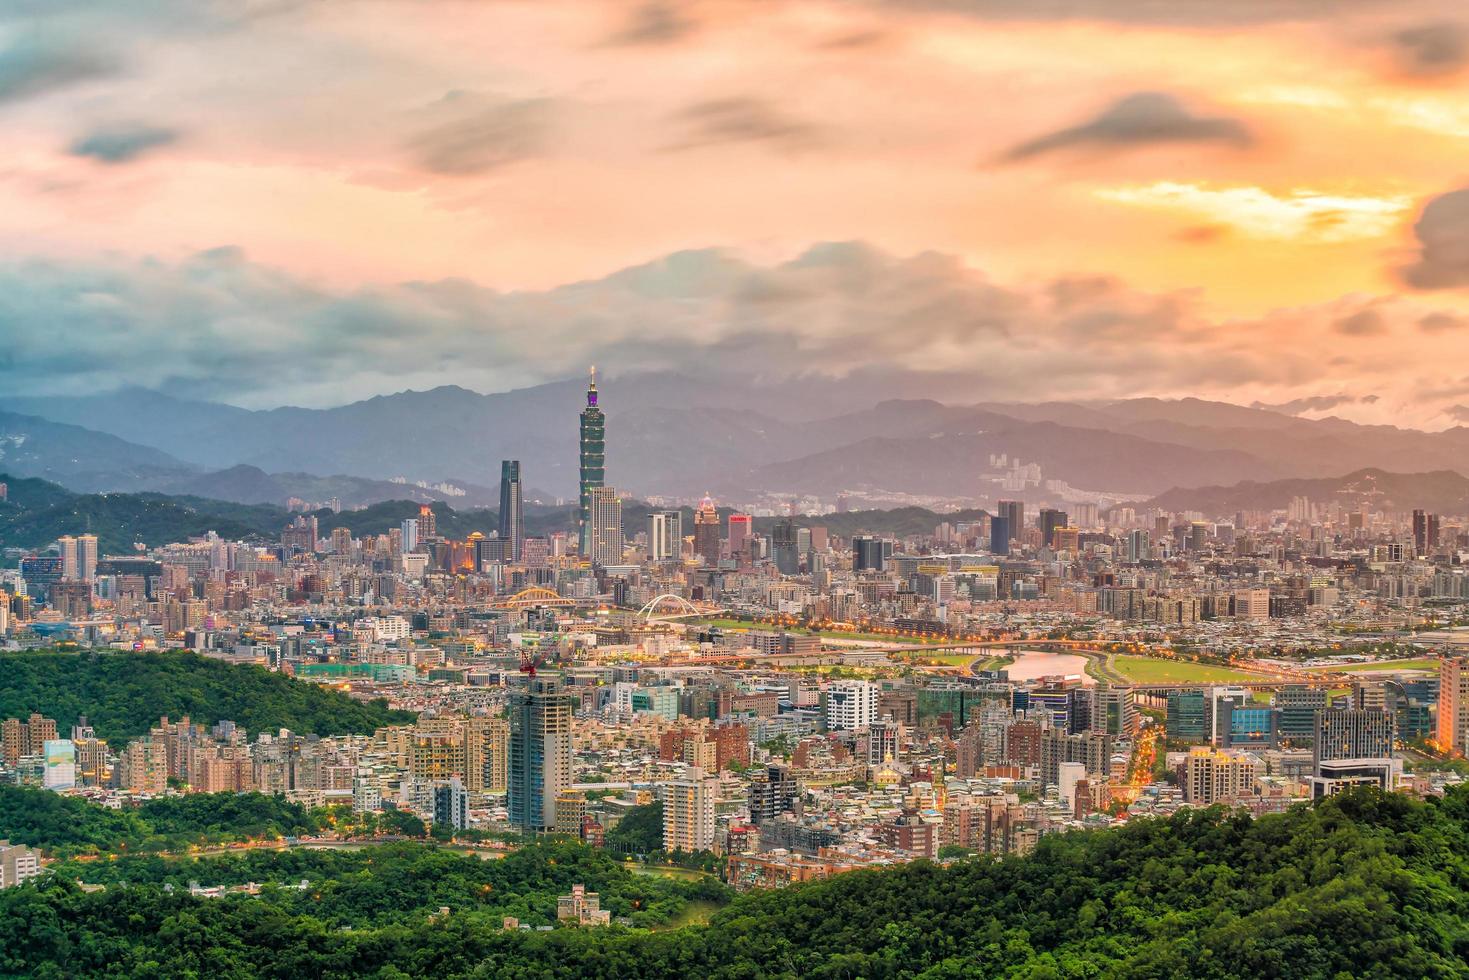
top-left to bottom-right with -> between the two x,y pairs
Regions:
6,373 -> 1469,503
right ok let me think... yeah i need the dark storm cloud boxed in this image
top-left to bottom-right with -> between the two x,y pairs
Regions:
605,2 -> 699,45
1389,22 -> 1469,76
1400,188 -> 1469,289
1002,92 -> 1252,162
409,96 -> 552,175
666,97 -> 823,152
1419,311 -> 1467,332
68,123 -> 180,163
0,37 -> 117,105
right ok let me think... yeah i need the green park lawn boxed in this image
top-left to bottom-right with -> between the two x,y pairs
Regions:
1110,656 -> 1273,685
1319,657 -> 1441,673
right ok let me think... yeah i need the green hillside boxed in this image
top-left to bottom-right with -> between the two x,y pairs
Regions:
0,788 -> 1462,977
0,651 -> 414,743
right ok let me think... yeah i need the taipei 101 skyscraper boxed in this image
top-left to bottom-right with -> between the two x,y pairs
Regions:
578,366 -> 605,556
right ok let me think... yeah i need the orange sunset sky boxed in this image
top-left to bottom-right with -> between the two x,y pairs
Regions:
6,0 -> 1469,424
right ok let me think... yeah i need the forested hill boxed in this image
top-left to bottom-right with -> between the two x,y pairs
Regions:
0,651 -> 414,742
2,787 -> 1465,977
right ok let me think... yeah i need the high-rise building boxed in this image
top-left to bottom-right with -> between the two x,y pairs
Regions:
693,495 -> 721,565
1126,529 -> 1152,563
1183,746 -> 1262,804
585,486 -> 623,566
1413,509 -> 1440,557
825,680 -> 879,732
727,513 -> 753,557
1313,709 -> 1394,768
578,367 -> 605,556
400,518 -> 420,554
1437,657 -> 1469,756
67,534 -> 98,582
648,510 -> 683,562
508,676 -> 574,835
747,764 -> 800,824
772,518 -> 799,575
988,515 -> 1010,556
997,500 -> 1024,546
663,768 -> 717,853
1038,509 -> 1068,548
417,504 -> 437,542
499,460 -> 523,561
433,777 -> 469,830
463,715 -> 510,793
58,536 -> 79,581
852,535 -> 892,573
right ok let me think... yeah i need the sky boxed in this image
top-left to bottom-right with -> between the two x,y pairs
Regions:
5,0 -> 1469,426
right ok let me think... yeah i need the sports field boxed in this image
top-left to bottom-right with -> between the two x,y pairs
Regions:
1318,658 -> 1440,673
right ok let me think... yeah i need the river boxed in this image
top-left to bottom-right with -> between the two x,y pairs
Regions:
1001,649 -> 1094,685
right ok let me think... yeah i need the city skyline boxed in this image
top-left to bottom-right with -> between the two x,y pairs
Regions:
6,1 -> 1469,426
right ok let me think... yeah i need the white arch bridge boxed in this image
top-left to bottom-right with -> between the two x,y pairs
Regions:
636,595 -> 723,621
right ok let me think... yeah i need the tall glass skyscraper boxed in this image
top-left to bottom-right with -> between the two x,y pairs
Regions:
499,459 -> 523,561
578,367 -> 605,556
508,676 -> 574,835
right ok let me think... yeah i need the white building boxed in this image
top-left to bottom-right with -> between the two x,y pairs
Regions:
0,840 -> 41,889
825,680 -> 879,732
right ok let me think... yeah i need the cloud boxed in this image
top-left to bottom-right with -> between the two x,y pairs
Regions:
68,123 -> 180,164
667,97 -> 822,152
1251,394 -> 1362,415
1419,311 -> 1467,332
605,2 -> 698,45
1443,403 -> 1469,423
1333,308 -> 1388,336
0,36 -> 117,105
1389,22 -> 1469,77
1401,187 -> 1469,289
0,240 -> 1388,410
872,0 -> 1389,27
408,95 -> 552,175
1002,92 -> 1252,162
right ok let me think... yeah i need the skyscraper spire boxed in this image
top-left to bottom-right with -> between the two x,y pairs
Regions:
579,367 -> 605,555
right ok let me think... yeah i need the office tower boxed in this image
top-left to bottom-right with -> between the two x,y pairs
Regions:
852,535 -> 892,572
1436,657 -> 1469,756
648,510 -> 683,562
727,513 -> 753,556
585,486 -> 623,566
418,504 -> 437,541
693,495 -> 721,565
58,536 -> 79,581
1313,709 -> 1394,768
1413,509 -> 1439,557
499,460 -> 523,561
578,367 -> 605,556
433,777 -> 469,830
988,515 -> 1010,555
662,768 -> 717,853
1038,509 -> 1067,548
400,518 -> 419,554
772,518 -> 799,575
1126,529 -> 1151,563
825,680 -> 879,731
508,676 -> 574,835
1276,686 -> 1328,744
997,500 -> 1024,545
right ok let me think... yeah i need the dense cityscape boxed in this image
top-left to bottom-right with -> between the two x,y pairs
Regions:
3,371 -> 1466,911
8,0 -> 1469,975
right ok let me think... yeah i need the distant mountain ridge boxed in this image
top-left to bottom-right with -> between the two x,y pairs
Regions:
7,374 -> 1469,500
1140,468 -> 1469,517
